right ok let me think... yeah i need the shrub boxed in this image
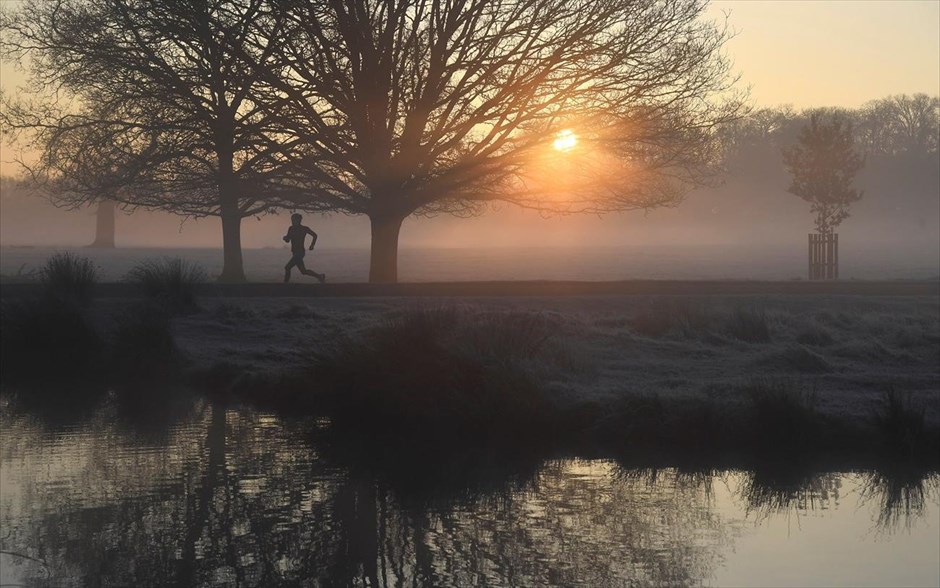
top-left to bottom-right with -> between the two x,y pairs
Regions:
0,298 -> 102,383
312,307 -> 556,436
871,388 -> 927,456
125,257 -> 207,313
745,378 -> 820,449
39,252 -> 98,305
725,306 -> 771,343
109,305 -> 183,381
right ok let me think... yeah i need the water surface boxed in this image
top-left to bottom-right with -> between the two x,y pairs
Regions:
1,400 -> 938,587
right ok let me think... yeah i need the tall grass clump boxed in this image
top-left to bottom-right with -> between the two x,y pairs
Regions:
39,252 -> 98,305
0,298 -> 102,383
745,378 -> 821,449
631,297 -> 713,338
871,388 -> 927,456
795,323 -> 835,347
725,306 -> 771,343
311,307 -> 558,436
861,468 -> 939,532
125,257 -> 207,313
109,305 -> 184,382
742,467 -> 839,518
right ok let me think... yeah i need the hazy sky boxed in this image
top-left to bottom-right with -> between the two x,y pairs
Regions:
1,0 -> 938,175
708,0 -> 940,108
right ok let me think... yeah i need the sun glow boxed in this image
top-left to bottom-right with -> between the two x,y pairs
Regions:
553,129 -> 577,152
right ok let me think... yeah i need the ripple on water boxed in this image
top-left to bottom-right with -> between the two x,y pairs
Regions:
0,401 -> 937,587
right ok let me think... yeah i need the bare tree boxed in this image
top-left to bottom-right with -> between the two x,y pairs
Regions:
783,113 -> 864,235
884,94 -> 939,156
857,94 -> 940,157
1,0 -> 290,281
253,0 -> 744,282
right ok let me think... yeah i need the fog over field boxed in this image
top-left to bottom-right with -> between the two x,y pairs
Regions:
3,106 -> 937,281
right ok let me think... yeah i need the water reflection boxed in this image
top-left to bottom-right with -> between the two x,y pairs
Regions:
741,461 -> 843,520
861,467 -> 940,534
1,401 -> 937,587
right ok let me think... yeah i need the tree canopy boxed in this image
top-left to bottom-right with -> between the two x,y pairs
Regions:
1,0 -> 291,281
255,0 -> 744,280
782,113 -> 865,235
2,0 -> 744,282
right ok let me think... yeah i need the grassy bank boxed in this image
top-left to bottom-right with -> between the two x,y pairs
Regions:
2,255 -> 938,465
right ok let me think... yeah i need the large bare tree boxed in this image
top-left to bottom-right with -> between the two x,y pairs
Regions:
255,0 -> 744,282
1,0 -> 290,281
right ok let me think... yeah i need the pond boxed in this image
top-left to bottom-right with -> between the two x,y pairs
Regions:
1,398 -> 938,587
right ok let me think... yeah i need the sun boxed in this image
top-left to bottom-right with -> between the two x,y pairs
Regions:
553,129 -> 577,152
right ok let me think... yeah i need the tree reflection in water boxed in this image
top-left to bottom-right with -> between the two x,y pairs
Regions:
0,401 -> 937,587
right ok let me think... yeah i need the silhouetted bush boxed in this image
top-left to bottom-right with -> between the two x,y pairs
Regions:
871,388 -> 927,456
725,306 -> 771,343
312,307 -> 556,436
125,257 -> 206,313
593,393 -> 736,452
746,378 -> 821,449
631,298 -> 713,338
0,298 -> 103,383
109,305 -> 184,382
40,252 -> 98,305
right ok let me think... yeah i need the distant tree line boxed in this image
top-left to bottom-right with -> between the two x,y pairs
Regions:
719,94 -> 939,166
710,95 -> 938,240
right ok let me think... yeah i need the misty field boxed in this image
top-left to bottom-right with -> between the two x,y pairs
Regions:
2,289 -> 921,447
3,244 -> 940,284
180,295 -> 939,418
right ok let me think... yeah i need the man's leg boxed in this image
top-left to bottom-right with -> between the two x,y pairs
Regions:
284,256 -> 298,283
296,258 -> 326,283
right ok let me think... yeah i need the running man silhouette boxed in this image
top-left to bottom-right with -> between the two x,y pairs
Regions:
283,213 -> 326,283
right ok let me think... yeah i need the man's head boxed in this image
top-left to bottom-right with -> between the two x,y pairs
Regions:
291,213 -> 302,226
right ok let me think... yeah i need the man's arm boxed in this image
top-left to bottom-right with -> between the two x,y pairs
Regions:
283,227 -> 290,242
307,227 -> 318,250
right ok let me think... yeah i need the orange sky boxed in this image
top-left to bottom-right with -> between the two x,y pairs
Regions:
707,0 -> 939,108
2,0 -> 939,176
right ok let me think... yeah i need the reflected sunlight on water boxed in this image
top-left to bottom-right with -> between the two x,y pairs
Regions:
1,400 -> 938,587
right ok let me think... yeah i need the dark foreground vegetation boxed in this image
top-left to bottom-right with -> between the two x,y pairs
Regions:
1,254 -> 201,391
2,254 -> 938,471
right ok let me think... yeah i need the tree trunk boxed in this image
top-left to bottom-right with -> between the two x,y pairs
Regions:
218,206 -> 246,282
369,214 -> 404,283
88,200 -> 116,248
217,144 -> 246,282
